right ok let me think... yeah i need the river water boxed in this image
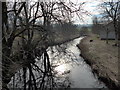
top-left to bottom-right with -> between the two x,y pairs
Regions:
8,37 -> 107,89
48,37 -> 107,88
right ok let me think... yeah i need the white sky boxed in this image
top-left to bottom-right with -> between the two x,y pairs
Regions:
5,0 -> 115,25
72,0 -> 119,24
72,0 -> 102,24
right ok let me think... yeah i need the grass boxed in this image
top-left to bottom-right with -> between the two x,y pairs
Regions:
78,34 -> 119,89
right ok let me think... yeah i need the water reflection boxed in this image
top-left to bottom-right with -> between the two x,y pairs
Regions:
54,64 -> 71,75
55,64 -> 67,74
8,37 -> 107,89
49,37 -> 107,88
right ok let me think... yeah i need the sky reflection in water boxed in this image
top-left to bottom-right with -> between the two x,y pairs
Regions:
50,37 -> 107,88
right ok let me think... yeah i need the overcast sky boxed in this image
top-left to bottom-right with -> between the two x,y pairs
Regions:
6,0 -> 116,25
73,0 -> 119,24
72,0 -> 102,25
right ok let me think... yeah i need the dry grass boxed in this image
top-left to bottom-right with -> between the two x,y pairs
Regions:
78,34 -> 119,88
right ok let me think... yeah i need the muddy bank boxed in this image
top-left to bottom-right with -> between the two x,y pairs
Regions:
77,35 -> 119,90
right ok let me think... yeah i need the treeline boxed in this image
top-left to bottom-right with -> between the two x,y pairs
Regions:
49,23 -> 80,44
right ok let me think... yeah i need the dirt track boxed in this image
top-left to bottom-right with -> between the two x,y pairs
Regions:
77,34 -> 119,89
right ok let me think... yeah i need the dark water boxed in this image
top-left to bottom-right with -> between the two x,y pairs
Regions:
8,37 -> 107,88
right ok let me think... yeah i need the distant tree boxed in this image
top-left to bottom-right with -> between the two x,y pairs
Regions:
92,16 -> 100,34
100,0 -> 120,45
80,26 -> 89,36
106,27 -> 110,44
118,22 -> 120,40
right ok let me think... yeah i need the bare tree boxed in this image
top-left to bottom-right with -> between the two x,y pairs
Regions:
2,0 -> 86,89
100,0 -> 120,45
92,16 -> 100,34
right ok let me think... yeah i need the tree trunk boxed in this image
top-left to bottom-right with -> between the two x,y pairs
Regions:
113,20 -> 118,46
106,28 -> 109,44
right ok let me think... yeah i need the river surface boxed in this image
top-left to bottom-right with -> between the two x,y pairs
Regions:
48,37 -> 107,88
8,37 -> 107,89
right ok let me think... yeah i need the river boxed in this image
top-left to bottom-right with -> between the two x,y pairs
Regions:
8,37 -> 107,89
48,37 -> 107,88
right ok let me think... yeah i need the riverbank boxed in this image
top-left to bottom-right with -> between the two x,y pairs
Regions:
77,34 -> 119,89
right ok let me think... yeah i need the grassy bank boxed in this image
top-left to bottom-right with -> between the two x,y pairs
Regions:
77,34 -> 119,89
